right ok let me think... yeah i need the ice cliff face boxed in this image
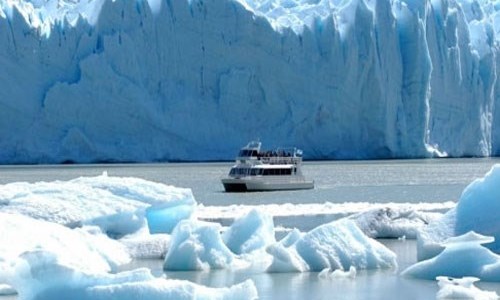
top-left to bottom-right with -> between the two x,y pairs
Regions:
0,0 -> 499,163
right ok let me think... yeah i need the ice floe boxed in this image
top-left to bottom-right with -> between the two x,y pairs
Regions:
404,231 -> 500,281
318,266 -> 357,280
7,250 -> 257,300
436,276 -> 498,300
267,219 -> 397,272
417,164 -> 500,261
0,173 -> 195,235
0,172 -> 469,299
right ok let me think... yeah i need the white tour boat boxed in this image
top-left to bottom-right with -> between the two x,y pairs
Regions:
221,141 -> 314,192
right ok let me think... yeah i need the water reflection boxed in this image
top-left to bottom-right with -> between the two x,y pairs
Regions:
4,239 -> 500,299
155,240 -> 443,300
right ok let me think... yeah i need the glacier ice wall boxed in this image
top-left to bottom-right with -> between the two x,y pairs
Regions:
0,0 -> 499,163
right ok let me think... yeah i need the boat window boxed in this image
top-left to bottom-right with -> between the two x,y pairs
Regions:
230,168 -> 252,175
261,168 -> 292,175
239,150 -> 259,157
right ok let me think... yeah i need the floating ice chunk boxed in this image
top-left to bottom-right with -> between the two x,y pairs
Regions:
295,219 -> 397,271
418,164 -> 500,261
8,250 -> 258,300
223,209 -> 276,254
404,231 -> 500,281
441,231 -> 495,246
350,207 -> 441,239
163,220 -> 234,271
0,213 -> 129,277
318,266 -> 357,279
267,219 -> 397,272
455,165 -> 500,251
0,174 -> 195,236
71,173 -> 194,209
84,278 -> 258,300
72,173 -> 196,234
0,213 -> 132,294
436,276 -> 498,300
0,284 -> 15,295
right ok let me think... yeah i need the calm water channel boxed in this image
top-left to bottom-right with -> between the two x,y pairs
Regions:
1,158 -> 500,299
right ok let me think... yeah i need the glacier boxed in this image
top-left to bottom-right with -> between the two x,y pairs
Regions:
0,0 -> 499,163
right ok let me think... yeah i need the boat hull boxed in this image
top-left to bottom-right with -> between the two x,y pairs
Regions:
221,177 -> 314,192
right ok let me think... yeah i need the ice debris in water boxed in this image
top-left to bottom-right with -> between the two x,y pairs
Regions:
0,173 -> 196,236
404,231 -> 500,281
318,266 -> 357,280
417,164 -> 500,261
267,219 -> 397,272
436,276 -> 498,300
6,250 -> 258,300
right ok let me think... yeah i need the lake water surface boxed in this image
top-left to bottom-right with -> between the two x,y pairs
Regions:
1,158 -> 500,299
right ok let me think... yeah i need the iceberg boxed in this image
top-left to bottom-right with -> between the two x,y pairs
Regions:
267,219 -> 397,272
0,173 -> 196,235
0,0 -> 499,163
435,276 -> 498,300
0,212 -> 130,275
0,212 -> 130,295
417,164 -> 500,261
163,220 -> 235,271
0,175 -> 265,298
349,206 -> 441,239
403,231 -> 500,281
222,209 -> 276,254
7,250 -> 258,300
318,266 -> 357,280
198,202 -> 453,239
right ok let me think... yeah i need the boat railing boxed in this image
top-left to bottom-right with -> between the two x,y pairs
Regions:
258,156 -> 301,165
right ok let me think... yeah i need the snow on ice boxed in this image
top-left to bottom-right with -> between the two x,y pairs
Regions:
0,0 -> 499,163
